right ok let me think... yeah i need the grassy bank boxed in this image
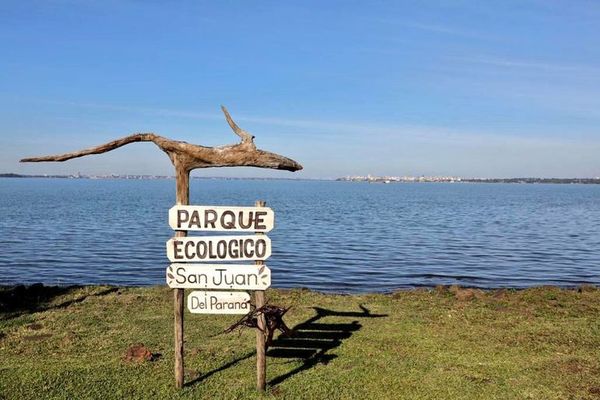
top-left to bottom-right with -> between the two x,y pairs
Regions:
1,285 -> 599,399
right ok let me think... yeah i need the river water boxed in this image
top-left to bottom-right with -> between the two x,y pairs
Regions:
1,178 -> 598,293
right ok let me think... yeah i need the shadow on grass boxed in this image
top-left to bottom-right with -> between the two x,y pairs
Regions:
0,283 -> 118,321
268,304 -> 387,386
185,304 -> 387,388
185,351 -> 256,387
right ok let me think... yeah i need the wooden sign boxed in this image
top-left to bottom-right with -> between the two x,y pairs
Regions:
166,235 -> 271,262
169,205 -> 274,232
167,264 -> 271,290
187,290 -> 251,314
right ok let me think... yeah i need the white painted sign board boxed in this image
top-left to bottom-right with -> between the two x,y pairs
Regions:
166,235 -> 271,262
187,290 -> 251,314
167,264 -> 271,290
169,205 -> 274,232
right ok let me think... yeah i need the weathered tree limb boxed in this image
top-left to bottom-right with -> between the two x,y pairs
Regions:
221,105 -> 254,144
224,304 -> 292,348
20,133 -> 161,163
20,106 -> 303,173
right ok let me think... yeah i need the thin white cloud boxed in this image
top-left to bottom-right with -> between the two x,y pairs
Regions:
372,17 -> 490,39
425,55 -> 600,119
397,21 -> 477,37
8,99 -> 600,178
457,56 -> 600,75
38,99 -> 599,149
38,100 -> 223,121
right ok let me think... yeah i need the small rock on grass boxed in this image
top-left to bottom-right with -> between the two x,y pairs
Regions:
123,343 -> 160,362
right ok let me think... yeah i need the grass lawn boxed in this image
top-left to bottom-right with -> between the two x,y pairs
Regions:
1,284 -> 599,399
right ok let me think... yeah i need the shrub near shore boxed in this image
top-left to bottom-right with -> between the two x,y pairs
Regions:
1,284 -> 599,399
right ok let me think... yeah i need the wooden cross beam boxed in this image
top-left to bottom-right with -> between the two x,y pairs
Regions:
21,105 -> 303,174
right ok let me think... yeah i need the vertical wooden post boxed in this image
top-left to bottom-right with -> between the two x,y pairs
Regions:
255,200 -> 267,391
174,165 -> 189,389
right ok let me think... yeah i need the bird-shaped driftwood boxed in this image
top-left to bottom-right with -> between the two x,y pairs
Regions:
20,106 -> 303,173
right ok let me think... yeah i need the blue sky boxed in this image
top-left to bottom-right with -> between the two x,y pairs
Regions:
1,0 -> 599,178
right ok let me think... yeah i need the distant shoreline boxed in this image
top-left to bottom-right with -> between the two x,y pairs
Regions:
2,173 -> 600,184
0,173 -> 321,181
337,176 -> 600,184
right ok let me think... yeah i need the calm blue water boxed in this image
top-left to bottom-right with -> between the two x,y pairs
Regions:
1,178 -> 599,293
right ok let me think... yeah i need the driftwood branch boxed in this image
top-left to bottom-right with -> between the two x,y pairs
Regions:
221,105 -> 254,144
20,106 -> 302,173
224,304 -> 292,348
20,133 -> 162,163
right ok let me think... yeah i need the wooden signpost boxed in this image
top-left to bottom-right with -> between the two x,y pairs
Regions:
187,290 -> 252,314
167,201 -> 273,391
169,205 -> 274,232
253,200 -> 268,391
166,235 -> 272,262
20,106 -> 302,391
167,264 -> 271,290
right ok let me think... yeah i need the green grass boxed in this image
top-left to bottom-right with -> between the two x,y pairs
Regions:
1,285 -> 599,399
